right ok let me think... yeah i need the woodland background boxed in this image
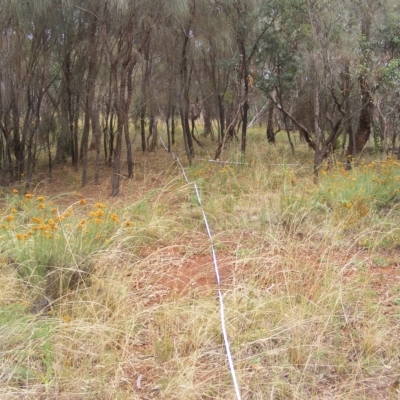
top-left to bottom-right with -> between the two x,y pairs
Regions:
1,0 -> 400,195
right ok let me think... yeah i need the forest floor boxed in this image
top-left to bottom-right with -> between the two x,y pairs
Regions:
1,128 -> 400,399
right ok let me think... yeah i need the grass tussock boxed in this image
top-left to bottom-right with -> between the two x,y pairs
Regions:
0,130 -> 400,399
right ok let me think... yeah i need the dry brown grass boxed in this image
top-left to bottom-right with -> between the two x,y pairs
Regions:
0,129 -> 399,399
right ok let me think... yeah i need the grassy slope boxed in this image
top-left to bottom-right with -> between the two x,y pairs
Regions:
0,129 -> 399,399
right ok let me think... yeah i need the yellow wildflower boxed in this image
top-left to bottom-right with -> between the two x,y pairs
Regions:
94,209 -> 104,217
63,208 -> 73,217
48,219 -> 57,230
95,202 -> 105,208
16,233 -> 28,241
110,213 -> 118,222
80,199 -> 87,205
25,193 -> 33,199
5,215 -> 14,222
12,189 -> 19,194
11,208 -> 18,213
37,196 -> 45,202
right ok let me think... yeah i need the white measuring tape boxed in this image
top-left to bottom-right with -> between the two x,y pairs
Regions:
160,139 -> 242,400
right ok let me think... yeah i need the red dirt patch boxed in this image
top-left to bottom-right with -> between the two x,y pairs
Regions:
144,245 -> 245,295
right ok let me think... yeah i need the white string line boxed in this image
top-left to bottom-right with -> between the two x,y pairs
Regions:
160,139 -> 242,400
194,158 -> 248,165
194,158 -> 301,167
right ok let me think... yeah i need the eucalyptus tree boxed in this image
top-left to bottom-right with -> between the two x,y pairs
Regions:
198,1 -> 236,145
79,2 -> 103,187
0,0 -> 59,184
254,0 -> 307,149
98,1 -> 151,196
53,4 -> 86,168
345,0 -> 377,164
212,0 -> 278,156
367,0 -> 400,154
176,0 -> 197,163
256,0 -> 388,177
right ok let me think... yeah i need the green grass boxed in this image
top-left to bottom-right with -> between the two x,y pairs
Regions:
0,128 -> 399,399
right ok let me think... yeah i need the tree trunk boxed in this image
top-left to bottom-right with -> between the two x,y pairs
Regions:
124,64 -> 134,178
166,115 -> 171,152
92,104 -> 101,185
202,100 -> 214,140
81,103 -> 91,186
239,41 -> 249,155
217,94 -> 225,143
347,75 -> 373,159
140,109 -> 147,153
266,97 -> 275,144
171,108 -> 176,145
313,86 -> 323,181
81,14 -> 98,186
179,0 -> 195,163
346,10 -> 373,167
72,93 -> 80,170
112,122 -> 122,197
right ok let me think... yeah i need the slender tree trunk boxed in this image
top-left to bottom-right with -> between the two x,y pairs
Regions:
179,0 -> 196,163
140,109 -> 147,153
166,114 -> 171,152
92,104 -> 101,185
112,63 -> 128,196
108,112 -> 115,166
47,129 -> 52,179
73,94 -> 79,170
202,101 -> 213,140
342,61 -> 352,154
140,38 -> 151,154
238,41 -> 249,155
266,97 -> 275,144
346,11 -> 373,168
81,15 -> 98,186
124,123 -> 133,178
217,94 -> 225,143
124,64 -> 134,178
81,106 -> 91,186
313,86 -> 323,181
112,121 -> 123,197
171,108 -> 176,145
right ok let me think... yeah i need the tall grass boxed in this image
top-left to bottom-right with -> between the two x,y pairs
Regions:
0,131 -> 399,399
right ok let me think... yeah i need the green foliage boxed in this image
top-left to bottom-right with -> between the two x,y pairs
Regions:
0,195 -> 124,292
315,158 -> 400,211
378,58 -> 400,90
0,303 -> 55,385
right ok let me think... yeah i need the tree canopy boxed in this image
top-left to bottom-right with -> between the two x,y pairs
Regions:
0,0 -> 399,194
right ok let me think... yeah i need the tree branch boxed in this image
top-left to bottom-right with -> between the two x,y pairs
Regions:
269,95 -> 316,150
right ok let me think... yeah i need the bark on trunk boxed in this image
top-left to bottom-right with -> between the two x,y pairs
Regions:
266,97 -> 275,144
347,75 -> 373,160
